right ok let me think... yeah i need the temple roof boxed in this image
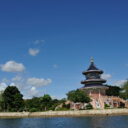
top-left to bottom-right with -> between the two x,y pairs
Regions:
81,58 -> 107,87
83,57 -> 103,75
87,61 -> 99,71
81,79 -> 106,85
80,84 -> 108,89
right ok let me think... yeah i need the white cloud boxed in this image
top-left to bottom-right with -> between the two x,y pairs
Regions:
10,82 -> 15,86
28,48 -> 40,56
27,77 -> 52,87
0,76 -> 52,98
114,80 -> 127,86
0,78 -> 23,92
34,40 -> 45,45
24,87 -> 39,99
0,82 -> 8,91
12,76 -> 22,81
101,74 -> 112,80
29,87 -> 38,96
0,82 -> 21,92
2,76 -> 25,91
1,61 -> 25,72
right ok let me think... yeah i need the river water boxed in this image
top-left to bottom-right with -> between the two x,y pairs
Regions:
0,115 -> 127,128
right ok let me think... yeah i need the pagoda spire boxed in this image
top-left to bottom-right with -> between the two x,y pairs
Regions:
90,57 -> 94,63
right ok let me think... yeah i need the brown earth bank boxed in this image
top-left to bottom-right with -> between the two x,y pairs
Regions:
0,109 -> 128,118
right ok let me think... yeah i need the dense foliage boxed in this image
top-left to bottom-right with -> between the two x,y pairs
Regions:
3,86 -> 24,112
106,85 -> 121,96
67,89 -> 91,103
0,86 -> 91,112
0,82 -> 127,112
120,81 -> 128,100
24,96 -> 69,112
86,103 -> 93,109
0,85 -> 69,112
0,92 -> 4,111
25,94 -> 55,112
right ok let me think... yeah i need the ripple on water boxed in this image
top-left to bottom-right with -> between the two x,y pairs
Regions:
0,115 -> 127,128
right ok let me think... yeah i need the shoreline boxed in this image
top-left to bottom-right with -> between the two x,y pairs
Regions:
0,109 -> 128,118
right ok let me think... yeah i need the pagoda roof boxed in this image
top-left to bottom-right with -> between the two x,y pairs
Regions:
81,58 -> 107,88
87,61 -> 99,71
80,84 -> 108,89
81,79 -> 106,84
83,58 -> 103,75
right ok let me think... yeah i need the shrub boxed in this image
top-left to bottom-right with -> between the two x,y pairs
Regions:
86,104 -> 93,110
29,108 -> 38,112
104,104 -> 110,109
56,107 -> 69,111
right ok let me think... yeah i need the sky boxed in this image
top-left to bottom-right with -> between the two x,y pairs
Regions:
0,0 -> 128,99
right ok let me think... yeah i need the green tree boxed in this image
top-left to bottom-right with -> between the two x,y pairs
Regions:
25,97 -> 41,112
0,91 -> 4,111
24,95 -> 66,112
3,86 -> 24,112
50,99 -> 60,110
106,85 -> 121,96
120,81 -> 128,99
86,103 -> 93,109
67,89 -> 91,103
40,94 -> 52,111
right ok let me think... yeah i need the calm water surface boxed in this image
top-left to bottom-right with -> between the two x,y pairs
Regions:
0,115 -> 127,128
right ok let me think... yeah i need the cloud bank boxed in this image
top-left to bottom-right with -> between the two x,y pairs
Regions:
27,77 -> 52,87
114,80 -> 127,86
1,61 -> 25,72
101,74 -> 112,80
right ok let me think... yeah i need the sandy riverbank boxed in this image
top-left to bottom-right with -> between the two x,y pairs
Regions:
0,109 -> 128,118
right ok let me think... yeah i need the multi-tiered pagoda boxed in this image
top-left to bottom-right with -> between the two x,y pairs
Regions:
81,58 -> 108,108
81,58 -> 108,94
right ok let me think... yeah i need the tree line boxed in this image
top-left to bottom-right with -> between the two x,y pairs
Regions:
0,86 -> 69,112
0,81 -> 128,112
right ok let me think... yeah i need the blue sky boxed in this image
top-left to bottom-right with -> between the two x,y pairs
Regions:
0,0 -> 128,99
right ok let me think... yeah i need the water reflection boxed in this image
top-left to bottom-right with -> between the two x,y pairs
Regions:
0,116 -> 127,128
89,116 -> 108,128
0,118 -> 24,128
